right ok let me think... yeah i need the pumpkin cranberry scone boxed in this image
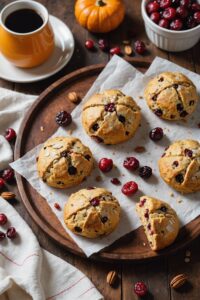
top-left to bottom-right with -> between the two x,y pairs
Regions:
82,90 -> 141,144
159,139 -> 200,193
136,196 -> 179,251
64,187 -> 121,238
37,136 -> 93,189
144,72 -> 198,120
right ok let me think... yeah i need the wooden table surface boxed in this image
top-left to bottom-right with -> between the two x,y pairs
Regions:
1,0 -> 200,299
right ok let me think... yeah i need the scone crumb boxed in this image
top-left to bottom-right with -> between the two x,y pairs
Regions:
184,257 -> 190,263
40,126 -> 44,132
170,192 -> 174,197
95,175 -> 102,182
139,96 -> 143,99
185,250 -> 191,257
67,129 -> 73,135
177,198 -> 182,203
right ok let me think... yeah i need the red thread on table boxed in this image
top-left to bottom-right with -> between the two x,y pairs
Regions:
47,275 -> 86,300
0,252 -> 39,267
78,285 -> 96,297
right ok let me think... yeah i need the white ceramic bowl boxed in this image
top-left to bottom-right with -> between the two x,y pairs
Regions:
141,0 -> 200,52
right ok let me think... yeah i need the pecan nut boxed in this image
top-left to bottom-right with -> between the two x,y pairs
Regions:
106,270 -> 118,286
1,192 -> 16,200
170,274 -> 188,289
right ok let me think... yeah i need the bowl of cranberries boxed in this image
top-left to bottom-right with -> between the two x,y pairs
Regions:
142,0 -> 200,51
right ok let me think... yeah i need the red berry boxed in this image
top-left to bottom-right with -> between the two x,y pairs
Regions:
170,18 -> 183,30
186,16 -> 197,28
134,281 -> 148,297
159,18 -> 169,28
5,128 -> 16,142
123,157 -> 140,171
98,39 -> 109,51
194,11 -> 200,23
134,40 -> 146,55
0,213 -> 7,225
163,7 -> 177,20
54,202 -> 61,210
85,39 -> 95,50
105,103 -> 116,112
150,12 -> 160,23
0,231 -> 6,241
139,166 -> 152,179
122,181 -> 138,196
149,127 -> 164,141
146,1 -> 160,14
191,3 -> 200,11
176,6 -> 188,18
110,47 -> 121,55
98,158 -> 113,172
180,0 -> 191,8
55,111 -> 72,127
0,178 -> 5,189
90,198 -> 100,206
6,227 -> 17,239
2,168 -> 15,183
160,0 -> 172,9
111,178 -> 121,185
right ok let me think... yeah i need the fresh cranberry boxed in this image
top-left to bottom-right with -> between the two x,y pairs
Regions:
171,0 -> 180,6
111,178 -> 121,185
160,0 -> 172,9
98,158 -> 113,172
176,6 -> 188,18
194,11 -> 200,23
110,47 -> 121,55
6,227 -> 17,239
149,127 -> 164,141
0,231 -> 6,241
139,166 -> 152,179
55,111 -> 72,126
123,157 -> 140,171
85,39 -> 95,50
0,178 -> 5,190
163,7 -> 177,20
90,198 -> 100,206
159,18 -> 169,28
180,0 -> 191,8
186,16 -> 197,28
134,281 -> 148,297
122,181 -> 138,196
105,103 -> 115,112
98,39 -> 109,51
5,128 -> 16,142
0,213 -> 7,225
2,168 -> 15,183
191,3 -> 200,11
170,19 -> 183,30
134,40 -> 146,55
146,1 -> 160,14
150,12 -> 160,23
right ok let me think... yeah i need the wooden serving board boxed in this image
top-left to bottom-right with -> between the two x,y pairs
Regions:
15,61 -> 200,261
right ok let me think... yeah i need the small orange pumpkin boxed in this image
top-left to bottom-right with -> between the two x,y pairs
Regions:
75,0 -> 125,33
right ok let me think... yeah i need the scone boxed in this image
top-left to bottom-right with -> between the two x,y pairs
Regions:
37,136 -> 93,189
82,90 -> 141,144
136,196 -> 179,251
64,187 -> 120,238
159,139 -> 200,193
144,72 -> 198,120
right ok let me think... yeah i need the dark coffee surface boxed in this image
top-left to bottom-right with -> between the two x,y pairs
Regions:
5,9 -> 43,33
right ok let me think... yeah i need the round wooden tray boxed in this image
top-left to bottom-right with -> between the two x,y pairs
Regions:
15,60 -> 200,261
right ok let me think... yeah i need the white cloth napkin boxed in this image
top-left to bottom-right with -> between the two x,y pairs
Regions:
0,87 -> 103,300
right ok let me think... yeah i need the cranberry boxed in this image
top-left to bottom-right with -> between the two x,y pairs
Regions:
134,281 -> 148,297
74,226 -> 82,232
139,198 -> 146,207
177,103 -> 184,111
172,160 -> 179,167
175,173 -> 184,183
2,168 -> 15,183
160,0 -> 172,9
170,19 -> 183,30
176,6 -> 188,18
160,206 -> 167,212
101,216 -> 108,223
6,227 -> 17,239
68,166 -> 77,175
194,11 -> 200,23
186,16 -> 197,28
163,7 -> 177,20
110,47 -> 121,55
90,198 -> 100,206
134,40 -> 146,55
184,148 -> 193,157
171,0 -> 179,6
92,123 -> 99,131
54,202 -> 61,210
0,231 -> 6,241
85,39 -> 95,50
159,18 -> 169,28
0,178 -> 5,189
111,178 -> 121,185
105,103 -> 115,112
150,12 -> 160,23
0,213 -> 7,225
123,157 -> 140,171
122,181 -> 138,196
98,158 -> 113,172
118,115 -> 126,123
191,3 -> 200,11
154,108 -> 163,117
87,186 -> 95,190
180,0 -> 191,8
98,39 -> 109,51
149,127 -> 164,141
144,209 -> 149,219
55,111 -> 72,126
180,110 -> 188,117
5,128 -> 16,142
146,1 -> 160,14
139,166 -> 152,179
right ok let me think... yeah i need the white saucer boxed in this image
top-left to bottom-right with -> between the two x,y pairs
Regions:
0,15 -> 75,83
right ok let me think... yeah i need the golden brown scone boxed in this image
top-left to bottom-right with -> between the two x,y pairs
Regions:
159,139 -> 200,193
82,90 -> 141,144
144,72 -> 198,120
136,196 -> 179,251
37,136 -> 93,189
64,187 -> 121,238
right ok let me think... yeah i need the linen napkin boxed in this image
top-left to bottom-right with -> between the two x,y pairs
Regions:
0,199 -> 103,300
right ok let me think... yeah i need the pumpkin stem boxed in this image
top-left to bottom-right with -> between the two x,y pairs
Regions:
96,0 -> 106,6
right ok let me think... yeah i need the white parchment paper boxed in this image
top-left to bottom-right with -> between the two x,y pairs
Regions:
11,55 -> 200,257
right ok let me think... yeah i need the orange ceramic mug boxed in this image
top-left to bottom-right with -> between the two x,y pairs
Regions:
0,0 -> 54,68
